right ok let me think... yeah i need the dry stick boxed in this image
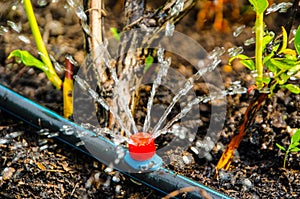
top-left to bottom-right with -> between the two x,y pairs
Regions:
216,91 -> 268,173
88,0 -> 115,128
121,0 -> 146,130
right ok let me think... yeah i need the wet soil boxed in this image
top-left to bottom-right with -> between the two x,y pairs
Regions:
1,0 -> 300,198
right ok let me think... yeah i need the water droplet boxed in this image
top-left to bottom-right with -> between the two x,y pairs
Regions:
233,25 -> 246,37
65,54 -> 78,66
37,0 -> 49,7
7,20 -> 22,33
170,0 -> 184,16
49,54 -> 65,73
75,6 -> 87,22
0,26 -> 9,35
76,141 -> 85,146
228,46 -> 244,57
291,28 -> 297,36
165,22 -> 175,37
104,166 -> 113,173
67,0 -> 76,7
8,131 -> 23,138
112,175 -> 120,182
208,47 -> 225,59
266,2 -> 293,15
208,58 -> 221,71
182,155 -> 192,164
74,75 -> 89,91
39,144 -> 49,151
47,132 -> 59,138
244,37 -> 255,46
190,146 -> 199,155
115,185 -> 122,193
60,125 -> 75,135
38,139 -> 48,146
0,138 -> 10,144
38,129 -> 50,135
259,87 -> 270,94
18,35 -> 31,44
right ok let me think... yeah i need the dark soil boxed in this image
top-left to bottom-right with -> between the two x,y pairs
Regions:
1,0 -> 300,198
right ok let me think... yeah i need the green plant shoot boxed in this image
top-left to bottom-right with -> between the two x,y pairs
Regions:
9,0 -> 62,89
110,27 -> 121,41
249,0 -> 269,89
144,55 -> 154,73
276,129 -> 300,168
229,10 -> 300,96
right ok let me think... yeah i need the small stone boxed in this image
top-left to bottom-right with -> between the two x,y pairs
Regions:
2,167 -> 15,180
48,20 -> 64,36
242,178 -> 253,187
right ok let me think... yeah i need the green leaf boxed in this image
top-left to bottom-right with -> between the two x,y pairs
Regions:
287,64 -> 300,76
291,129 -> 300,144
8,50 -> 47,71
263,51 -> 274,64
276,143 -> 286,151
269,58 -> 295,71
294,26 -> 300,55
285,84 -> 300,94
262,31 -> 275,52
262,77 -> 271,84
144,55 -> 154,73
279,73 -> 290,84
265,60 -> 278,74
249,0 -> 269,14
110,27 -> 120,41
229,54 -> 255,71
278,27 -> 288,54
289,147 -> 300,152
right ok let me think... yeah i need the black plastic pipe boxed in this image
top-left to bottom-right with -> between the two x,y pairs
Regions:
0,84 -> 230,199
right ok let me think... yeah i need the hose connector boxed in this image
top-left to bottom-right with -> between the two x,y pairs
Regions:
124,132 -> 163,171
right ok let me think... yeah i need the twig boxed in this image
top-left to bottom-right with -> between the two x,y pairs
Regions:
216,91 -> 268,173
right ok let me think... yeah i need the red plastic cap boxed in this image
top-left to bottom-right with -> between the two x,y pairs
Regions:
128,132 -> 156,161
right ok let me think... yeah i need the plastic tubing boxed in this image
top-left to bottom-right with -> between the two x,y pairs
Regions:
0,84 -> 230,199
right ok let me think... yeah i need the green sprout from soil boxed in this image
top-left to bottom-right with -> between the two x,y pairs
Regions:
276,129 -> 300,168
217,0 -> 300,172
250,0 -> 269,89
8,0 -> 62,89
229,0 -> 300,96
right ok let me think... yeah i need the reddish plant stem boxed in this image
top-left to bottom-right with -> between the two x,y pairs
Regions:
216,91 -> 268,173
63,58 -> 74,119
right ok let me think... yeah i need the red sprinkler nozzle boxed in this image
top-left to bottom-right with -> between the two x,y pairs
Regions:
128,132 -> 156,161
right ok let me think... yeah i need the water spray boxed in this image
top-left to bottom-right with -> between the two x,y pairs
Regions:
0,84 -> 230,198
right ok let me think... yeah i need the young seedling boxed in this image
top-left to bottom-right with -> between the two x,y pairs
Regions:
276,129 -> 300,168
9,0 -> 62,89
216,0 -> 300,172
8,0 -> 73,119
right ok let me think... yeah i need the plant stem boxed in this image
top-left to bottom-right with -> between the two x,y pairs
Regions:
255,12 -> 264,89
23,0 -> 62,89
216,92 -> 268,172
283,151 -> 288,168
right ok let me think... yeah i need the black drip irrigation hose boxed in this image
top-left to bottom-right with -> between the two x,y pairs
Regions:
0,84 -> 230,199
